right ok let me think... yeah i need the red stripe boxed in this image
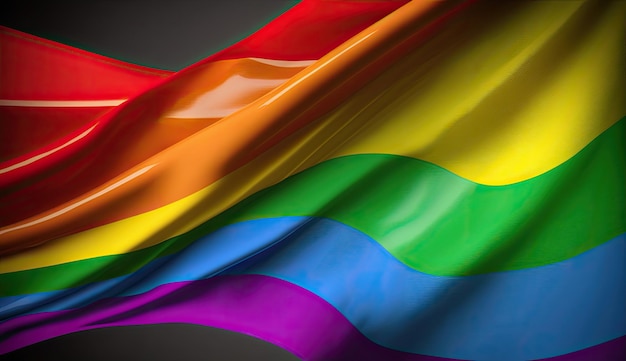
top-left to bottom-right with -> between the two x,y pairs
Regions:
0,26 -> 171,101
0,1 -> 407,233
218,0 -> 409,61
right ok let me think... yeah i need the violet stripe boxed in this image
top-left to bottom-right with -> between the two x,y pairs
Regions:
1,274 -> 623,361
536,335 -> 625,361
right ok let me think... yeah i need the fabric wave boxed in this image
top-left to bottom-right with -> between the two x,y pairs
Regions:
1,1 -> 624,360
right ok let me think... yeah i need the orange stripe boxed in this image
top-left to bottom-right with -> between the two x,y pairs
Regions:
0,0 -> 448,254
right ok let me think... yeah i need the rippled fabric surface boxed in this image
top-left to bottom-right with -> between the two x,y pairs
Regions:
1,0 -> 625,360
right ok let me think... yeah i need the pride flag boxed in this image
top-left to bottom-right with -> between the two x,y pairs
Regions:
1,0 -> 624,360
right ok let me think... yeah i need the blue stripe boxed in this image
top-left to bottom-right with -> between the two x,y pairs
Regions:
1,217 -> 624,360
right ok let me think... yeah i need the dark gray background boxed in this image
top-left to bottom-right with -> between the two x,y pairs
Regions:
1,1 -> 302,360
2,0 -> 299,70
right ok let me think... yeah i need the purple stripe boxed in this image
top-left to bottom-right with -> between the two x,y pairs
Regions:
537,335 -> 625,361
1,275 -> 623,361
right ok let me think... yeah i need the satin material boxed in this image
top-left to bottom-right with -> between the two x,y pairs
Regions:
1,117 -> 623,275
2,1 -> 623,261
1,218 -> 624,359
4,233 -> 626,360
0,26 -> 171,161
0,0 -> 415,253
1,0 -> 625,359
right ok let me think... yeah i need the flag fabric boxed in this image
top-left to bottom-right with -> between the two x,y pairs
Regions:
0,0 -> 625,360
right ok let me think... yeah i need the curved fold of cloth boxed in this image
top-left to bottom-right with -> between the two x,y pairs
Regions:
539,336 -> 626,361
0,26 -> 172,161
0,26 -> 171,101
1,117 -> 623,276
0,0 -> 408,189
1,0 -> 624,261
0,0 -> 417,251
1,1 -> 625,360
0,274 -> 455,360
1,218 -> 624,361
0,57 -> 312,187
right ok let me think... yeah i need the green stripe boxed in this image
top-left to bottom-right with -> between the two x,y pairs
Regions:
2,118 -> 624,296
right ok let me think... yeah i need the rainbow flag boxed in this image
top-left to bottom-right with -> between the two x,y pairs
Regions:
1,0 -> 624,360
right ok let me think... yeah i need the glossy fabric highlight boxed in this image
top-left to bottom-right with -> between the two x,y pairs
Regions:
1,0 -> 625,360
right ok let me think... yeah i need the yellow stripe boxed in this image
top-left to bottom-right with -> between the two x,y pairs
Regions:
331,0 -> 625,184
1,0 -> 624,272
